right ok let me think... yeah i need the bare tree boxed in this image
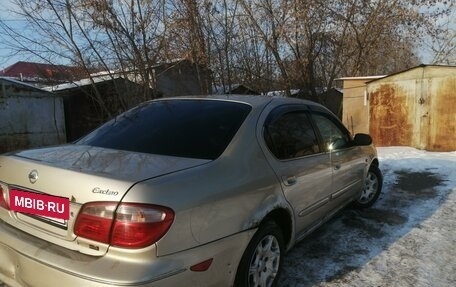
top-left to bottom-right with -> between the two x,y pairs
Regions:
200,0 -> 239,93
425,3 -> 456,65
0,0 -> 452,104
238,0 -> 294,96
234,0 -> 447,100
0,0 -> 172,118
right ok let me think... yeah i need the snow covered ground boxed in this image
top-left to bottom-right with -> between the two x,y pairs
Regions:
1,147 -> 455,287
280,147 -> 456,287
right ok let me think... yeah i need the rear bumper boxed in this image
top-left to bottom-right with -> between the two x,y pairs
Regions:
0,220 -> 254,287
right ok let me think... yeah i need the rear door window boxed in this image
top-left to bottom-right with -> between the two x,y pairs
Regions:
77,100 -> 252,160
264,110 -> 320,160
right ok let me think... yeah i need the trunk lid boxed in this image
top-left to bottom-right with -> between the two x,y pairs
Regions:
0,145 -> 209,255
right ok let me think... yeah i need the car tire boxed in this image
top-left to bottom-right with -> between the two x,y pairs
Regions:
353,164 -> 383,208
234,220 -> 284,287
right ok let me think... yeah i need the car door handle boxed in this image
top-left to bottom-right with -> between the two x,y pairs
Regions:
283,176 -> 297,186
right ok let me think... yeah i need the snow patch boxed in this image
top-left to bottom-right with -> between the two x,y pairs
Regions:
280,147 -> 456,287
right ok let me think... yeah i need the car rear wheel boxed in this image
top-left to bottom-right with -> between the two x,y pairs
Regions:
353,165 -> 383,208
235,221 -> 284,287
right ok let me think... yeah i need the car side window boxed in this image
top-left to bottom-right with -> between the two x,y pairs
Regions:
311,113 -> 351,151
265,111 -> 320,160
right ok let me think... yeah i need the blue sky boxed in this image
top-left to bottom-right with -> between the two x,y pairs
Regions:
0,19 -> 28,68
0,0 -> 28,69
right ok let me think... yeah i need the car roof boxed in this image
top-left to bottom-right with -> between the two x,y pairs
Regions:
155,95 -> 322,110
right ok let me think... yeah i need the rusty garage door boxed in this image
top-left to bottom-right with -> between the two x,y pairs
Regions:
427,77 -> 456,151
368,72 -> 455,152
369,83 -> 415,147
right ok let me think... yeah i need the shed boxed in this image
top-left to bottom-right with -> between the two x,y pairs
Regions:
319,88 -> 343,119
367,65 -> 456,151
0,61 -> 93,87
214,84 -> 260,95
45,75 -> 153,142
264,88 -> 342,117
152,59 -> 212,96
45,59 -> 212,142
0,77 -> 66,153
292,88 -> 343,119
335,75 -> 386,135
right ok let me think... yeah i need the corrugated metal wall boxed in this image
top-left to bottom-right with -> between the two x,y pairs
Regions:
368,66 -> 456,151
0,79 -> 66,153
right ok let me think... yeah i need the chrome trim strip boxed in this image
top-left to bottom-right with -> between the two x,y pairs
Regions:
298,196 -> 330,217
331,179 -> 361,199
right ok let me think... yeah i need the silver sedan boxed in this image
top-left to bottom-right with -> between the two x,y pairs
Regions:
0,95 -> 382,287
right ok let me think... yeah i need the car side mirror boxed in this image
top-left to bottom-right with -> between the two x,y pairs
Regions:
354,133 -> 372,146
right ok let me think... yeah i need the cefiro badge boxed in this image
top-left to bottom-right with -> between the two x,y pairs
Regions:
91,187 -> 119,196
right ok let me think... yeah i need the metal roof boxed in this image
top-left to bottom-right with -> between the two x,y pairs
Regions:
0,77 -> 53,94
335,75 -> 387,81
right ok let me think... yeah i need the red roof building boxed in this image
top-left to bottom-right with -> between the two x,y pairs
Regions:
0,61 -> 93,86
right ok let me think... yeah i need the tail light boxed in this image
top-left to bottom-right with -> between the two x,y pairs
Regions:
74,202 -> 174,248
74,202 -> 115,244
0,183 -> 9,210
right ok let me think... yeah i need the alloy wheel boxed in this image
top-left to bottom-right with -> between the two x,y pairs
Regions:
359,171 -> 379,204
248,235 -> 281,287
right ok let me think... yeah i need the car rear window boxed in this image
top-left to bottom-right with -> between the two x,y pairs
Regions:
76,99 -> 252,160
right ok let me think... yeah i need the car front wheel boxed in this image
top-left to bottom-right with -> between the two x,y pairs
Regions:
235,221 -> 284,287
353,165 -> 383,208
